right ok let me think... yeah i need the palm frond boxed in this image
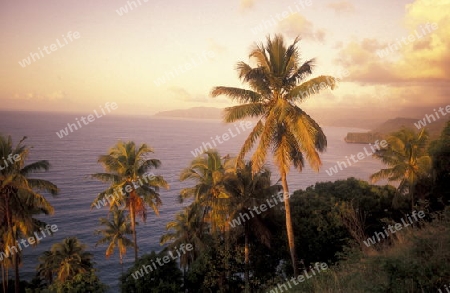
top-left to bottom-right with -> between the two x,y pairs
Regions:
287,75 -> 337,102
223,103 -> 265,122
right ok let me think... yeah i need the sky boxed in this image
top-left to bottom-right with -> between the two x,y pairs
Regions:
0,0 -> 449,120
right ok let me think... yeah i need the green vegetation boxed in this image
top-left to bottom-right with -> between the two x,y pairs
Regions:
120,251 -> 183,293
266,207 -> 450,293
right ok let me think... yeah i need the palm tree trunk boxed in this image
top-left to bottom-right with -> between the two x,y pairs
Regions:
129,202 -> 138,262
244,222 -> 250,293
1,261 -> 6,293
120,253 -> 123,276
14,253 -> 20,293
2,193 -> 8,293
182,266 -> 187,293
281,173 -> 299,277
5,191 -> 20,293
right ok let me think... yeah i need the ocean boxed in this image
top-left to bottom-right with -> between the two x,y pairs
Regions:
0,111 -> 384,291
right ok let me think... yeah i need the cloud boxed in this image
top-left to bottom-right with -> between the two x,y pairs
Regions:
278,14 -> 326,42
329,0 -> 450,111
335,0 -> 450,85
327,1 -> 355,14
334,38 -> 396,83
240,0 -> 256,11
398,0 -> 450,81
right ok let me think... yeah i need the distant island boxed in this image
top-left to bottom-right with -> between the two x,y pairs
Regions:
153,107 -> 223,120
344,117 -> 449,144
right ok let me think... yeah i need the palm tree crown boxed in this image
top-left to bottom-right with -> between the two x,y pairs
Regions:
95,206 -> 134,271
37,237 -> 94,283
370,128 -> 431,210
211,34 -> 337,276
179,150 -> 235,233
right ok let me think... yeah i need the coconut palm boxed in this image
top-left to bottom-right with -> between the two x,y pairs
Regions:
91,140 -> 169,262
211,34 -> 336,276
370,128 -> 432,211
38,237 -> 94,283
179,150 -> 235,233
226,161 -> 281,292
0,134 -> 58,293
95,206 -> 134,274
160,204 -> 207,270
36,250 -> 56,285
179,150 -> 237,289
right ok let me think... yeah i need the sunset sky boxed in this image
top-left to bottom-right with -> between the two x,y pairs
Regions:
0,0 -> 448,119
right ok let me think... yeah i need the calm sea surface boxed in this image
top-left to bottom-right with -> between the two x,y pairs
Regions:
0,111 -> 384,291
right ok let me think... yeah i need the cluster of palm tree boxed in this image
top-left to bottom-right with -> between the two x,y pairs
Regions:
91,36 -> 336,288
161,151 -> 281,291
91,140 -> 169,266
0,134 -> 58,293
155,33 -> 337,291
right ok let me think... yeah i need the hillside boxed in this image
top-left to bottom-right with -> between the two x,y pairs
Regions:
374,116 -> 448,138
345,116 -> 450,143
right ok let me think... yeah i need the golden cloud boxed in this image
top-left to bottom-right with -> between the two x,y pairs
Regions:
327,1 -> 355,14
278,14 -> 326,42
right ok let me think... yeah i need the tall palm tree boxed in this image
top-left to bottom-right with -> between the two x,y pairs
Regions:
179,150 -> 236,290
160,204 -> 207,270
0,134 -> 58,293
179,150 -> 235,233
370,128 -> 431,211
91,140 -> 169,262
95,206 -> 134,274
226,161 -> 281,292
38,237 -> 94,283
211,34 -> 336,276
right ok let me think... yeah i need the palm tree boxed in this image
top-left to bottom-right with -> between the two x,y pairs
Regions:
91,140 -> 169,262
38,237 -> 94,283
179,150 -> 236,290
179,150 -> 235,233
211,34 -> 336,276
226,161 -> 281,292
95,206 -> 134,274
0,134 -> 58,293
36,250 -> 56,285
160,204 -> 207,270
370,128 -> 432,211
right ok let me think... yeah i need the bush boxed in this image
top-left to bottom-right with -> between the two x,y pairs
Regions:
120,251 -> 183,293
